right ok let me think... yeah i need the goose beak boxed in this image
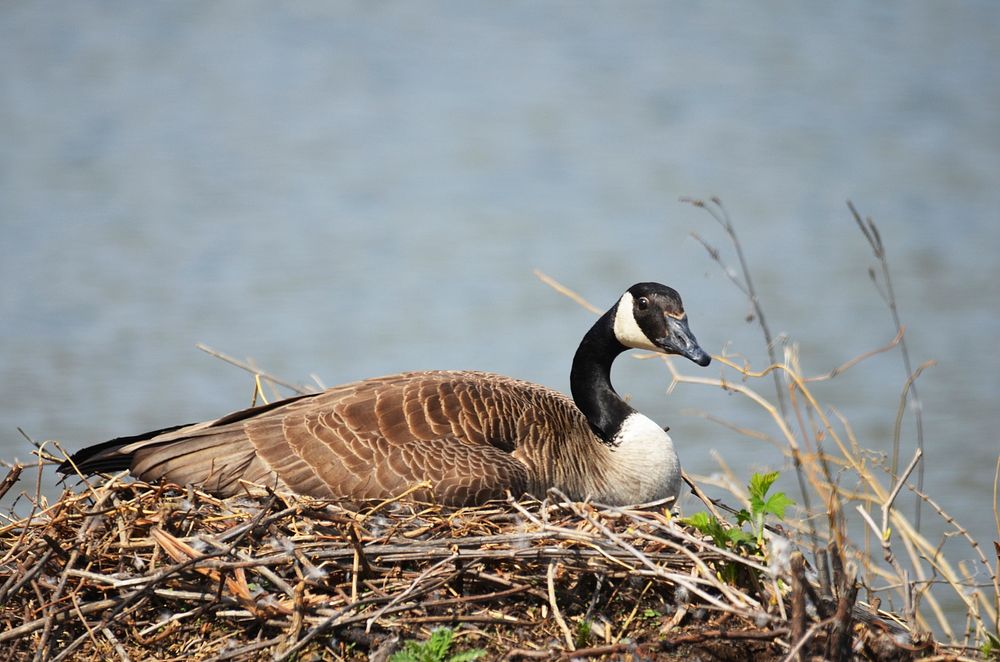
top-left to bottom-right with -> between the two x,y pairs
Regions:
656,316 -> 711,367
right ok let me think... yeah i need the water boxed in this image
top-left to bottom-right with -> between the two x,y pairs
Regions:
2,1 -> 998,631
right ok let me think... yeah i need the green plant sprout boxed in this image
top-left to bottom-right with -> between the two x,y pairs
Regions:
684,471 -> 795,556
390,627 -> 487,662
738,470 -> 795,547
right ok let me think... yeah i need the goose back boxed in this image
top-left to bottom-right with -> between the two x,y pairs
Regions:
82,370 -> 617,506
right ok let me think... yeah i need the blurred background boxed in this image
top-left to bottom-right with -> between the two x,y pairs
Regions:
2,1 -> 998,622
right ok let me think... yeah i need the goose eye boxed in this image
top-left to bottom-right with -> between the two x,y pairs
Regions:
636,296 -> 649,310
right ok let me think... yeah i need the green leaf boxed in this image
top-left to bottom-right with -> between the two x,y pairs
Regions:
749,494 -> 766,518
735,508 -> 752,526
682,511 -> 713,532
427,628 -> 453,657
749,471 -> 780,502
762,492 -> 795,520
725,528 -> 756,547
390,648 -> 419,662
682,512 -> 730,548
980,632 -> 1000,658
392,627 -> 476,662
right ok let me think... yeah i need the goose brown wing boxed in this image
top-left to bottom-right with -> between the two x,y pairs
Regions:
245,371 -> 535,504
118,371 -> 551,505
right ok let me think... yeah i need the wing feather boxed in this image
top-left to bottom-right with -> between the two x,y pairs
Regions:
64,371 -> 594,505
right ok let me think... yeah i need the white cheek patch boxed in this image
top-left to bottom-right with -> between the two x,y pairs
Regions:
613,291 -> 659,351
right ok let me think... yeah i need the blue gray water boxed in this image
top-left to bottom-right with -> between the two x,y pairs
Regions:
2,1 -> 998,626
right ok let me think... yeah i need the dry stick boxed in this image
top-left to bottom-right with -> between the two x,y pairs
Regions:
195,342 -> 312,396
995,456 -> 1000,637
557,642 -> 635,660
505,648 -> 552,660
101,626 -> 131,662
273,573 -> 457,662
883,449 -> 923,540
0,548 -> 53,605
420,584 -> 534,609
789,552 -> 807,662
995,455 -> 1000,544
664,626 -> 790,646
779,616 -> 837,662
883,507 -> 974,640
0,447 -> 50,579
547,561 -> 575,651
0,464 -> 23,502
364,552 -> 459,633
0,599 -> 121,644
856,449 -> 923,621
788,382 -> 840,600
35,474 -> 118,661
671,352 -> 982,642
681,197 -> 822,580
681,472 -> 727,524
848,200 -> 926,530
683,196 -> 789,422
66,592 -> 102,660
900,531 -> 958,641
47,495 -> 279,662
803,328 -> 904,383
550,491 -> 751,613
631,514 -> 770,577
532,269 -> 601,314
827,573 -> 860,662
205,636 -> 287,662
49,601 -> 151,662
892,361 -> 935,501
671,354 -> 826,569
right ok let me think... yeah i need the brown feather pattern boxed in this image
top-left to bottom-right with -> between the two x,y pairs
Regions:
106,371 -> 619,506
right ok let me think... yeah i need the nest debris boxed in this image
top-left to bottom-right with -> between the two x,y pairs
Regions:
1,467 -> 934,661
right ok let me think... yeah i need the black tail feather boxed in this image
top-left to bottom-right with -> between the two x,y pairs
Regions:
57,423 -> 193,476
58,392 -> 319,477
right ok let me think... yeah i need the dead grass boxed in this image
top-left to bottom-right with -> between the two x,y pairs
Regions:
0,464 -> 936,661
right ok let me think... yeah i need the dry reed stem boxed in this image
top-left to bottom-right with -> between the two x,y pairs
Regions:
848,200 -> 927,530
666,349 -> 995,643
532,269 -> 601,315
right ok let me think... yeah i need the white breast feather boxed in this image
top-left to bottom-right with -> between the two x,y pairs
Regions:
601,412 -> 681,506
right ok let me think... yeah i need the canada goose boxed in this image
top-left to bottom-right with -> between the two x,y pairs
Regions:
59,283 -> 711,507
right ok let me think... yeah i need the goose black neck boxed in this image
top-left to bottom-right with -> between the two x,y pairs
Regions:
570,308 -> 635,444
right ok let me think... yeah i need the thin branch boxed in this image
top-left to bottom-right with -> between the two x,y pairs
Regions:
848,201 -> 926,530
533,269 -> 602,314
196,343 -> 313,395
683,196 -> 789,422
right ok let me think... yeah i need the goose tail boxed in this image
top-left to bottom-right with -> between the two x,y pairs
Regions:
57,423 -> 191,476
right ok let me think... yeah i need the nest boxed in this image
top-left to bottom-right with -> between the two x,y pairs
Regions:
1,466 -> 931,661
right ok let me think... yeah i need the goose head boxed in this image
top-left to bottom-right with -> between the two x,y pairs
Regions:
570,282 -> 711,448
611,282 -> 711,366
